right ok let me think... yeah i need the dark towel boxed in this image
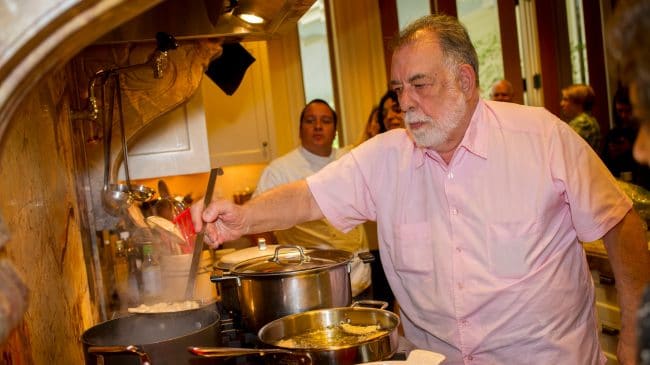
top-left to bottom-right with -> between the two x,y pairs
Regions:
205,43 -> 256,95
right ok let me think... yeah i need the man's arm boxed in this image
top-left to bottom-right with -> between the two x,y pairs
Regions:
602,208 -> 650,365
191,180 -> 324,246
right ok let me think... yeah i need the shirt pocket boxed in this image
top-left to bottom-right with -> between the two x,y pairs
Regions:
487,219 -> 541,279
393,222 -> 433,274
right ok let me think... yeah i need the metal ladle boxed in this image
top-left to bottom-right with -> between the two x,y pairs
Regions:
101,73 -> 132,215
101,73 -> 154,216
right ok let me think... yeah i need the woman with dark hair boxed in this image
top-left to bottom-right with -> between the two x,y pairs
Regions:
356,106 -> 383,146
377,90 -> 404,130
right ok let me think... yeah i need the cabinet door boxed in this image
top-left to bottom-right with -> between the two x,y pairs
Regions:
202,41 -> 275,166
118,87 -> 211,179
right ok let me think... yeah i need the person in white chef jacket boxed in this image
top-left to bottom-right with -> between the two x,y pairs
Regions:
253,99 -> 371,297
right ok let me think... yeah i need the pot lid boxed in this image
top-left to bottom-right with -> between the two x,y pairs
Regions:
215,243 -> 280,270
231,245 -> 353,275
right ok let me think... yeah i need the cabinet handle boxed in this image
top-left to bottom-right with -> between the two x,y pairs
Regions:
601,324 -> 620,336
599,274 -> 615,286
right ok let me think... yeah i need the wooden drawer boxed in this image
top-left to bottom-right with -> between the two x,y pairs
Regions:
598,309 -> 620,365
591,270 -> 619,307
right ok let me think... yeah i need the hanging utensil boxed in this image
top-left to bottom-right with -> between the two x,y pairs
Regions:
114,79 -> 155,203
185,167 -> 223,300
101,73 -> 132,216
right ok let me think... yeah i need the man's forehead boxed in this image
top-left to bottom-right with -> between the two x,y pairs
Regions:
391,37 -> 441,79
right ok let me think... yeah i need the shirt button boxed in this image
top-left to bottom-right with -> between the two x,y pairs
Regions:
456,247 -> 462,253
467,355 -> 474,361
451,208 -> 458,215
448,172 -> 454,179
460,319 -> 468,326
457,282 -> 464,290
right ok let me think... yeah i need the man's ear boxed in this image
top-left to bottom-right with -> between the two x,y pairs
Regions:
458,64 -> 476,95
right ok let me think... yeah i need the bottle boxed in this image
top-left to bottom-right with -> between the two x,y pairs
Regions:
124,232 -> 141,306
113,232 -> 130,309
140,242 -> 162,302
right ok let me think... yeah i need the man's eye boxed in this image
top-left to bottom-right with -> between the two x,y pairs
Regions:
414,83 -> 428,89
391,87 -> 403,96
304,118 -> 315,124
321,118 -> 333,124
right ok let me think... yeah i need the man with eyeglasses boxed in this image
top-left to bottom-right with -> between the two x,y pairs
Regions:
252,99 -> 371,298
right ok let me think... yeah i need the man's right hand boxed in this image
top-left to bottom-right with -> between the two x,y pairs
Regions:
190,198 -> 248,248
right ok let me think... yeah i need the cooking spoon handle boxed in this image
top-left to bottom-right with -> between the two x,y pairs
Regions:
188,346 -> 312,363
185,167 -> 223,299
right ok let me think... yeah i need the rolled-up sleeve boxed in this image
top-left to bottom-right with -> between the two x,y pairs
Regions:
307,145 -> 380,232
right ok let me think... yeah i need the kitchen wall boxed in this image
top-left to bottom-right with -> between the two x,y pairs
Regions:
0,66 -> 94,364
133,163 -> 267,204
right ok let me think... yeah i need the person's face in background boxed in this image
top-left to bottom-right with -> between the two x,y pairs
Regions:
382,98 -> 405,130
489,81 -> 513,102
366,108 -> 381,137
615,101 -> 635,128
300,102 -> 337,157
560,91 -> 582,120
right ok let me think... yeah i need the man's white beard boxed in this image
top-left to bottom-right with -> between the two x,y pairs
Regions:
405,96 -> 467,149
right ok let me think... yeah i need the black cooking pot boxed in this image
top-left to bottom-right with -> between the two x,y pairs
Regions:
81,305 -> 220,365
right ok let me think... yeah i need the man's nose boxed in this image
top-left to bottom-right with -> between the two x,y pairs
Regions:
398,89 -> 415,112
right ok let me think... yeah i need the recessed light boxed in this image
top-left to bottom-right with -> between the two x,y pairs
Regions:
238,13 -> 265,24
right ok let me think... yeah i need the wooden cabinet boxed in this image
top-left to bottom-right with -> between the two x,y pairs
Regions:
118,41 -> 277,180
587,250 -> 620,365
202,41 -> 276,167
117,87 -> 211,180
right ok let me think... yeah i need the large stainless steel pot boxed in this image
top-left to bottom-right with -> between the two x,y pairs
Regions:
190,302 -> 400,365
81,305 -> 220,365
212,245 -> 373,332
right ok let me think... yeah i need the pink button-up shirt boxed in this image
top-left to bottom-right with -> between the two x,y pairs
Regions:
307,100 -> 631,364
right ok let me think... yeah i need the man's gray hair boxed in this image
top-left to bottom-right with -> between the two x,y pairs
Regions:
392,14 -> 479,87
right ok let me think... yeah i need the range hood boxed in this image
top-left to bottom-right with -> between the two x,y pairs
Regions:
96,0 -> 315,44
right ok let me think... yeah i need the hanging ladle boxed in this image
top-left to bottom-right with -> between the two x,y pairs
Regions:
101,73 -> 154,216
101,72 -> 132,215
114,77 -> 155,203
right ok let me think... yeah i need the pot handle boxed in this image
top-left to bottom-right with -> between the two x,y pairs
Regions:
351,300 -> 389,310
210,269 -> 241,286
357,251 -> 375,264
88,345 -> 152,365
268,245 -> 310,264
189,346 -> 312,364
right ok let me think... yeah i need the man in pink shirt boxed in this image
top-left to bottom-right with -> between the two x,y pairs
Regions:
192,14 -> 650,364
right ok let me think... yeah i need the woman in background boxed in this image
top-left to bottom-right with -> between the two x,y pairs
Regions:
356,106 -> 384,146
377,90 -> 405,130
560,84 -> 601,153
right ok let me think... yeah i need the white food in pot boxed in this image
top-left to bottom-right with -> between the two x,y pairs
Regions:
128,300 -> 200,313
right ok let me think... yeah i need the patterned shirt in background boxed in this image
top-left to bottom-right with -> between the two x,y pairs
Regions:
569,112 -> 601,153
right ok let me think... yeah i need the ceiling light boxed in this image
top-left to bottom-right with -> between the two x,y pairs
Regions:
238,13 -> 265,24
